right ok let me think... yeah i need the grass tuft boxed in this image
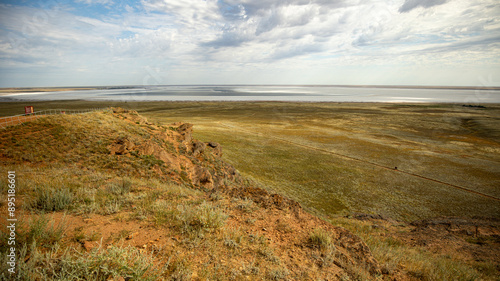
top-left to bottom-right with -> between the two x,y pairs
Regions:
176,201 -> 228,234
267,267 -> 290,280
27,186 -> 74,212
107,178 -> 132,195
1,242 -> 168,280
0,214 -> 67,253
309,228 -> 334,250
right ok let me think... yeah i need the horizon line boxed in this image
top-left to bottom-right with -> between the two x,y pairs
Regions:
2,84 -> 500,91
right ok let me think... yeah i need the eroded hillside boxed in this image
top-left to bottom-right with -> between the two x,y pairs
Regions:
0,108 -> 386,280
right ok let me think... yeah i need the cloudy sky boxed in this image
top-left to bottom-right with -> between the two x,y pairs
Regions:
0,0 -> 499,87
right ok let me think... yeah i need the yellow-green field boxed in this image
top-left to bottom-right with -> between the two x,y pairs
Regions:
2,101 -> 498,221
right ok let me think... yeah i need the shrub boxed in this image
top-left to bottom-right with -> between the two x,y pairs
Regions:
0,243 -> 168,280
107,178 -> 131,195
176,201 -> 227,234
27,186 -> 73,212
309,228 -> 334,250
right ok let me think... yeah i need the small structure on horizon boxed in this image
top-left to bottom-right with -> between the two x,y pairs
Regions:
24,106 -> 34,115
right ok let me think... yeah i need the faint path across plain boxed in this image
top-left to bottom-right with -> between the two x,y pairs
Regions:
218,122 -> 500,202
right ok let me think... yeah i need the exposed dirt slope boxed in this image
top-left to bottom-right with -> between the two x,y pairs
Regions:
0,108 -> 385,280
105,108 -> 383,278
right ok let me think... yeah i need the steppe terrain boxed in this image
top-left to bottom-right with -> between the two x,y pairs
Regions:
134,102 -> 500,221
0,101 -> 499,280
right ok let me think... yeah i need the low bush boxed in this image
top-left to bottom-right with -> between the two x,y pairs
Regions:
0,243 -> 168,280
309,228 -> 334,250
27,186 -> 73,212
176,201 -> 228,234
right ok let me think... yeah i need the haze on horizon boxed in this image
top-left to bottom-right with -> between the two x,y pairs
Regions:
0,0 -> 499,88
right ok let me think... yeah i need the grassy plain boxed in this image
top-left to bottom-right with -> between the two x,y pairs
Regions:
1,101 -> 499,279
135,102 -> 500,221
2,101 -> 499,221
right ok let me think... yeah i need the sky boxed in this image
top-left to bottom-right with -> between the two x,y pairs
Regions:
0,0 -> 499,87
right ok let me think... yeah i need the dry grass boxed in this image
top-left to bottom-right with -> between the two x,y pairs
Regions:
134,102 -> 500,221
309,228 -> 334,250
0,241 -> 169,280
330,216 -> 487,280
1,101 -> 499,280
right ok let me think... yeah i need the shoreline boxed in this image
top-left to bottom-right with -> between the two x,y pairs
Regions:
0,100 -> 499,119
1,85 -> 498,104
1,98 -> 499,105
1,84 -> 500,96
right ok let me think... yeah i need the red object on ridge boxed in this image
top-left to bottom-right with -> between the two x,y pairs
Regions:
24,106 -> 34,114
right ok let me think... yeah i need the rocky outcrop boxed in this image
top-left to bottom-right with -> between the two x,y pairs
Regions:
107,109 -> 240,190
191,140 -> 206,157
174,122 -> 193,142
108,136 -> 134,155
112,107 -> 150,125
207,142 -> 222,157
191,165 -> 213,188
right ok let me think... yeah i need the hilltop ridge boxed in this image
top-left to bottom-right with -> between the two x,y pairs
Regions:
0,108 -> 384,280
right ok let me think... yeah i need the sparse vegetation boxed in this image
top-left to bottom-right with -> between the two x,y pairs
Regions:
0,242 -> 168,280
309,228 -> 334,250
27,186 -> 74,212
106,178 -> 132,195
331,216 -> 487,281
176,201 -> 228,235
267,267 -> 290,280
0,213 -> 66,255
0,102 -> 498,280
234,197 -> 257,213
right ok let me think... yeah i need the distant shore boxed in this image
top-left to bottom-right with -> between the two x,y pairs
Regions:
1,84 -> 500,96
1,85 -> 499,103
0,86 -> 139,96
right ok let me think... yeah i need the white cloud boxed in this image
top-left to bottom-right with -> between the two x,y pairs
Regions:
142,0 -> 222,28
75,0 -> 115,6
0,0 -> 499,87
398,0 -> 449,13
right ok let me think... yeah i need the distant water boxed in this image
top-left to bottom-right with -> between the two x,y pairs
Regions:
3,85 -> 500,103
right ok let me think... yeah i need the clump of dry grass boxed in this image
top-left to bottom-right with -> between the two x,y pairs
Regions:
26,186 -> 74,212
309,228 -> 334,250
330,216 -> 484,281
0,213 -> 67,256
176,201 -> 228,235
0,242 -> 169,281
